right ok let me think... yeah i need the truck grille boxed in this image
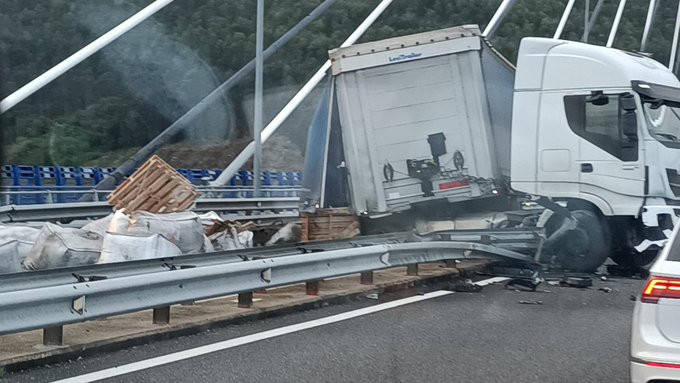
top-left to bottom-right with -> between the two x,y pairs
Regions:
667,169 -> 680,197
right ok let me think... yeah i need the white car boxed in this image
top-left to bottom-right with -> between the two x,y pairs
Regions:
631,221 -> 680,383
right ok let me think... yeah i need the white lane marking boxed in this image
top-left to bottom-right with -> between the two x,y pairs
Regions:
50,289 -> 458,383
474,277 -> 509,286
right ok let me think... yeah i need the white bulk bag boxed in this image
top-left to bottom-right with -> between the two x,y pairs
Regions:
0,239 -> 34,274
81,214 -> 114,236
127,211 -> 205,253
98,232 -> 182,264
23,223 -> 103,270
0,225 -> 41,243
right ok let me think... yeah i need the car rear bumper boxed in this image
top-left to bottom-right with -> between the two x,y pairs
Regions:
631,302 -> 680,382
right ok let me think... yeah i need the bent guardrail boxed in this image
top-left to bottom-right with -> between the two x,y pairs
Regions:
0,241 -> 533,336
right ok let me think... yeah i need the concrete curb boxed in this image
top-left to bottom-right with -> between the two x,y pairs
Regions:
2,262 -> 490,373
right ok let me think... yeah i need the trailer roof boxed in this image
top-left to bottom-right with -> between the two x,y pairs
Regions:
329,25 -> 482,75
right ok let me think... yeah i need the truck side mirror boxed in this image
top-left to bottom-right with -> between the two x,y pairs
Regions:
621,93 -> 637,111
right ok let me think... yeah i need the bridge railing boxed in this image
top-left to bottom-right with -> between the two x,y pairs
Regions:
0,185 -> 303,206
0,165 -> 302,205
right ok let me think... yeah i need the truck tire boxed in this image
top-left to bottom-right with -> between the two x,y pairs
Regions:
557,210 -> 610,272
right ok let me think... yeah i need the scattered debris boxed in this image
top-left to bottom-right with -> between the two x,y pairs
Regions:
518,300 -> 543,305
600,276 -> 607,281
505,277 -> 541,291
561,275 -> 592,288
489,266 -> 538,279
598,287 -> 613,293
594,264 -> 609,275
451,279 -> 483,292
547,280 -> 561,286
365,293 -> 379,300
210,225 -> 253,251
107,155 -> 200,213
265,222 -> 302,245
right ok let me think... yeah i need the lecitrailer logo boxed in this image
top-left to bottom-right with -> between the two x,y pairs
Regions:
388,52 -> 422,62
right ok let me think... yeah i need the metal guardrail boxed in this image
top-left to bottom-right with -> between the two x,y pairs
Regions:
0,232 -> 414,293
0,240 -> 532,335
0,197 -> 300,223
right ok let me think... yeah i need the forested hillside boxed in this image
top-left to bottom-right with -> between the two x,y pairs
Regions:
1,0 -> 678,168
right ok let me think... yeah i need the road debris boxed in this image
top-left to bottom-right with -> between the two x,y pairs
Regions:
505,277 -> 541,291
561,275 -> 592,288
365,293 -> 379,300
451,279 -> 483,292
598,287 -> 613,293
518,300 -> 543,305
595,264 -> 609,275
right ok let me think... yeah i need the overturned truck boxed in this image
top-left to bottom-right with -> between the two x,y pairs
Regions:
303,24 -> 680,272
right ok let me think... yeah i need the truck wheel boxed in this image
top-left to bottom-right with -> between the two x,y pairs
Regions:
555,210 -> 610,272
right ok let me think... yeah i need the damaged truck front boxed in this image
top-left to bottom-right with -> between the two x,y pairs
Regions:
302,24 -> 680,272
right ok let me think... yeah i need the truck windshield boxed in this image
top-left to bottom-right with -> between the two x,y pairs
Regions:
642,102 -> 680,147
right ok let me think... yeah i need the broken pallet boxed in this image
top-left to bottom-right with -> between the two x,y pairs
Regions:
107,155 -> 200,213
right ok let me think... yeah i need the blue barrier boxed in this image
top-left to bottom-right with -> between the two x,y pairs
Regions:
0,165 -> 302,204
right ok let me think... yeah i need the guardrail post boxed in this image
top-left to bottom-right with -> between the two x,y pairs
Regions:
43,326 -> 63,346
407,264 -> 419,276
152,306 -> 170,324
360,271 -> 373,285
238,292 -> 253,308
306,280 -> 320,295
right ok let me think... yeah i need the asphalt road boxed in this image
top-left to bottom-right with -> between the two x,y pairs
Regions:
4,275 -> 644,383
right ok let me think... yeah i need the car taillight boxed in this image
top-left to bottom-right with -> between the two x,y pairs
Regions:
641,276 -> 680,303
647,361 -> 680,369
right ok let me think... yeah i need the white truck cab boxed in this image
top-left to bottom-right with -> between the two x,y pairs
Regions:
511,38 -> 680,253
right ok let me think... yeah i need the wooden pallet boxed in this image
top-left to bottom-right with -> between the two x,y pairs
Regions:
107,155 -> 200,213
300,208 -> 360,241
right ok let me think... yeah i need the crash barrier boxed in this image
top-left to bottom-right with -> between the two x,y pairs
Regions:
0,237 -> 534,343
0,165 -> 302,204
0,197 -> 301,223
